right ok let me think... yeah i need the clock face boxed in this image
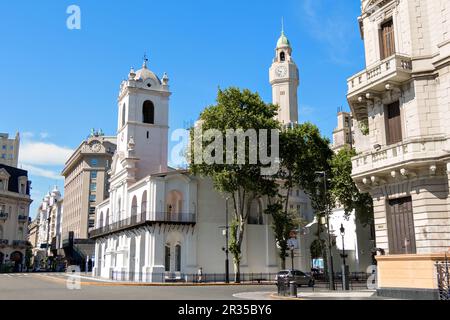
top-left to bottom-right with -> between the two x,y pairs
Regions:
275,65 -> 287,78
90,142 -> 102,153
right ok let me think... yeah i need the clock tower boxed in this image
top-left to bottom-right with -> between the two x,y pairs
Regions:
269,25 -> 299,125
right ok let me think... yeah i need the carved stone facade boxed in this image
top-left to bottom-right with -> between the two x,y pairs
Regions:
348,0 -> 450,298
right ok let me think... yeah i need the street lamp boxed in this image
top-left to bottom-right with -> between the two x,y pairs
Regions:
340,223 -> 350,291
222,197 -> 230,284
315,171 -> 336,291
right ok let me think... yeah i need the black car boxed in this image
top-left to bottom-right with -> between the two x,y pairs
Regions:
276,270 -> 315,287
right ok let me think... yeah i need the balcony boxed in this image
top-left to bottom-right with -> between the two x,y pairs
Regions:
0,212 -> 8,221
352,137 -> 447,178
89,211 -> 197,239
347,54 -> 412,101
0,239 -> 8,247
12,240 -> 29,248
18,215 -> 28,223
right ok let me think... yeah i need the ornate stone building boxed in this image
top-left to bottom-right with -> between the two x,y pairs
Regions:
0,164 -> 32,272
61,132 -> 116,268
348,0 -> 450,299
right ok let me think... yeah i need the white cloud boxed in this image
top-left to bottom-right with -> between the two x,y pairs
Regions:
40,132 -> 50,139
20,141 -> 73,166
21,132 -> 34,139
300,0 -> 354,65
20,164 -> 63,181
299,105 -> 315,116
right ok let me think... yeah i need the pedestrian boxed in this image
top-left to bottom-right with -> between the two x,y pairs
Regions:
198,267 -> 203,283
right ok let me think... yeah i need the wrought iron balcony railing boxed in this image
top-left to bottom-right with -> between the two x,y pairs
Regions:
0,239 -> 8,246
90,211 -> 196,238
0,212 -> 8,220
12,240 -> 29,248
18,215 -> 28,223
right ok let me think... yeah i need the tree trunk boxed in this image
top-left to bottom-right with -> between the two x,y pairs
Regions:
234,261 -> 241,283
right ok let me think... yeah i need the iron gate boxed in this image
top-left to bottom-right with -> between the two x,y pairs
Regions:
436,256 -> 450,301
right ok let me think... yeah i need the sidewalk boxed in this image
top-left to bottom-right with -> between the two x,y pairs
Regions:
235,290 -> 400,300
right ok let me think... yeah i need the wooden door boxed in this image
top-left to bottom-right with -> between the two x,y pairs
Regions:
380,19 -> 395,60
386,101 -> 402,145
387,197 -> 417,254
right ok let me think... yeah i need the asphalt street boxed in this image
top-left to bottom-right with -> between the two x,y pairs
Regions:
0,273 -> 277,300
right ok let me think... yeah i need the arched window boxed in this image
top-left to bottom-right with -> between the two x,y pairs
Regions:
165,245 -> 171,272
131,196 -> 138,217
175,244 -> 181,272
248,199 -> 264,225
105,209 -> 110,226
121,103 -> 126,127
98,211 -> 104,228
117,198 -> 122,222
141,191 -> 148,219
143,101 -> 155,124
18,227 -> 24,240
280,51 -> 286,62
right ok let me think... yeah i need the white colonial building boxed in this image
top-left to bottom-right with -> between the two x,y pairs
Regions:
91,30 -> 320,281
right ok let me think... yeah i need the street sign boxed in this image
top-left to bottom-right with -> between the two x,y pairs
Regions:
287,238 -> 298,250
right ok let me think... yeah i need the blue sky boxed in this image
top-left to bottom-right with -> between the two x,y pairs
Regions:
0,0 -> 365,218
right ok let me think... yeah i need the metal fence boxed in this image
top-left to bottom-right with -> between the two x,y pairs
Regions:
109,271 -> 277,284
436,258 -> 450,301
108,270 -> 374,289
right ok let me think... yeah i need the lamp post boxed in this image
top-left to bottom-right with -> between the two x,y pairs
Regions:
340,223 -> 350,291
224,197 -> 230,284
315,171 -> 336,291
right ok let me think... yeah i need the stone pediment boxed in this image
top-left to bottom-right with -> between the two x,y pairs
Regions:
0,168 -> 10,179
362,0 -> 394,15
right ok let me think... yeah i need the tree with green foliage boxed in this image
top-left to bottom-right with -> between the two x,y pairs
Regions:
265,123 -> 334,269
190,87 -> 280,283
330,146 -> 374,226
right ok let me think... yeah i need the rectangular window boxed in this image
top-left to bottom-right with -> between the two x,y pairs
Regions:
90,171 -> 98,179
386,101 -> 402,145
380,19 -> 395,60
91,159 -> 98,166
89,195 -> 96,202
89,207 -> 96,215
90,183 -> 97,191
2,145 -> 6,150
387,197 -> 416,254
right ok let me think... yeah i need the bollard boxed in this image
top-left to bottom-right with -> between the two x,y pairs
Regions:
290,281 -> 298,297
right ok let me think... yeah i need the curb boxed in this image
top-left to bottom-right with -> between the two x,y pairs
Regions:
269,293 -> 304,300
35,274 -> 277,287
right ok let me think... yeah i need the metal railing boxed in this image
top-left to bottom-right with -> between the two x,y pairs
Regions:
90,211 -> 197,238
436,257 -> 450,301
18,215 -> 28,223
12,240 -> 29,248
108,271 -> 277,284
0,239 -> 8,246
0,212 -> 8,220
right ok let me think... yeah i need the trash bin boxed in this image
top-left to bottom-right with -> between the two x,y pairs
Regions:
290,281 -> 298,297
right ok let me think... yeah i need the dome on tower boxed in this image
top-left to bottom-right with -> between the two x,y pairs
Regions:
51,186 -> 61,198
277,31 -> 291,48
135,58 -> 161,85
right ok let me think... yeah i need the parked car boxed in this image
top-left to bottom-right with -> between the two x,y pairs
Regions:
276,270 -> 315,287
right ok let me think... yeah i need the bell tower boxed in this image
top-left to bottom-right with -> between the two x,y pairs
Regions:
269,22 -> 299,125
115,57 -> 171,180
